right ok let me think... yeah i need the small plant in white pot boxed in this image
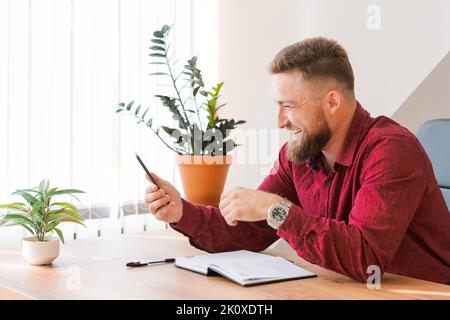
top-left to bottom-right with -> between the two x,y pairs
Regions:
0,179 -> 85,265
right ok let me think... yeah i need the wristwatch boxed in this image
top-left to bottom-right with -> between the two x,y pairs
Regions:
267,198 -> 292,229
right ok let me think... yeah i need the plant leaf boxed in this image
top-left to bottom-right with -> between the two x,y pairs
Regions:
0,203 -> 28,211
46,208 -> 66,217
38,179 -> 47,195
193,87 -> 200,97
161,25 -> 170,34
4,213 -> 33,225
52,189 -> 85,195
135,105 -> 141,116
149,45 -> 165,51
141,108 -> 149,120
153,31 -> 164,38
161,126 -> 177,136
47,208 -> 83,219
16,222 -> 36,236
51,189 -> 85,203
52,216 -> 86,228
126,101 -> 134,111
11,188 -> 39,193
149,53 -> 166,58
12,191 -> 43,208
54,228 -> 65,244
149,72 -> 169,76
151,39 -> 165,45
47,209 -> 84,223
2,214 -> 35,235
50,202 -> 78,212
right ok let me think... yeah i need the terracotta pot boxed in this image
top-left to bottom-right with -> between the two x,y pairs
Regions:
176,155 -> 232,206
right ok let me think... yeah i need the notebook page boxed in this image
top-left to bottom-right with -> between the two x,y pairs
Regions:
176,250 -> 316,284
210,254 -> 313,280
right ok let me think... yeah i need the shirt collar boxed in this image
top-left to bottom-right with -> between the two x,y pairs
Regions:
334,101 -> 369,167
305,101 -> 369,170
306,157 -> 319,170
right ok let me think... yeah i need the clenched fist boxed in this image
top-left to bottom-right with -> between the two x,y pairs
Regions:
219,187 -> 283,226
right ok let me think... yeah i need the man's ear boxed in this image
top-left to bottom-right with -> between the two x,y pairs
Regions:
326,90 -> 342,115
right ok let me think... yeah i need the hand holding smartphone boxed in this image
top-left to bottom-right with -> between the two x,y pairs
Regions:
137,152 -> 183,223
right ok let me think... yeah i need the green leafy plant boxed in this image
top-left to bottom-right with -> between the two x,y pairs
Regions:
0,179 -> 86,244
116,24 -> 246,156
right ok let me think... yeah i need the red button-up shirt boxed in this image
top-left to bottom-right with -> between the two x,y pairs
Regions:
171,102 -> 450,284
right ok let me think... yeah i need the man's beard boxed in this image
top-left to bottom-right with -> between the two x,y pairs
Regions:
286,113 -> 332,164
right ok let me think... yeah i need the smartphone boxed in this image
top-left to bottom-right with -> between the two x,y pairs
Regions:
135,152 -> 161,189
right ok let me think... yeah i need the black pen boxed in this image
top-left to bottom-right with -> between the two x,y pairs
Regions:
126,258 -> 176,268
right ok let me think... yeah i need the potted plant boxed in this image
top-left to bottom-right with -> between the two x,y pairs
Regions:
0,179 -> 85,265
116,25 -> 246,206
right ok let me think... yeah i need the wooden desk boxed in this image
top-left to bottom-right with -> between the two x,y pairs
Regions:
0,229 -> 449,300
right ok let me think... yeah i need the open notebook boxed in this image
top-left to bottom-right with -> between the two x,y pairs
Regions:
175,250 -> 316,286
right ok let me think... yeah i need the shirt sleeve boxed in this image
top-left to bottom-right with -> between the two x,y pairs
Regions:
170,143 -> 297,253
276,135 -> 428,282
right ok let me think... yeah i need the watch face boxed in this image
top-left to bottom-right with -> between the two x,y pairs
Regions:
271,206 -> 287,222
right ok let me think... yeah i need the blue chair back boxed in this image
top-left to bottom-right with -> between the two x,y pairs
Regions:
416,119 -> 450,211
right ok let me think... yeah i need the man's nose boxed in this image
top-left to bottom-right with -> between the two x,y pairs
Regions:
278,107 -> 289,129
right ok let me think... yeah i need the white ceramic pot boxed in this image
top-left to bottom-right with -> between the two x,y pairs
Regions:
22,236 -> 60,265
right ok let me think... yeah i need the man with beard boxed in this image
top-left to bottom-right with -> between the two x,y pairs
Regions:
144,38 -> 450,284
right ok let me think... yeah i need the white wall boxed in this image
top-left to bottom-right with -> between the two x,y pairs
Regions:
218,0 -> 304,189
302,0 -> 450,118
218,0 -> 450,189
392,52 -> 450,133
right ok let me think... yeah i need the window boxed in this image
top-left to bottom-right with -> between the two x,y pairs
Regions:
0,0 -> 218,239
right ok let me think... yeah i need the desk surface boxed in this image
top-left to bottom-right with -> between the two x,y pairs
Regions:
0,228 -> 449,300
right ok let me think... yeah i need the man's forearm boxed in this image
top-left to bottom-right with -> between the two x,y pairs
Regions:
277,204 -> 391,282
170,199 -> 278,253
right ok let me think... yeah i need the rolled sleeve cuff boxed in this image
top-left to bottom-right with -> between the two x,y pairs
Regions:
169,198 -> 201,236
276,203 -> 315,243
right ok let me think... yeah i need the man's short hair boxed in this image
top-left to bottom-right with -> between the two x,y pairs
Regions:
270,37 -> 355,92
